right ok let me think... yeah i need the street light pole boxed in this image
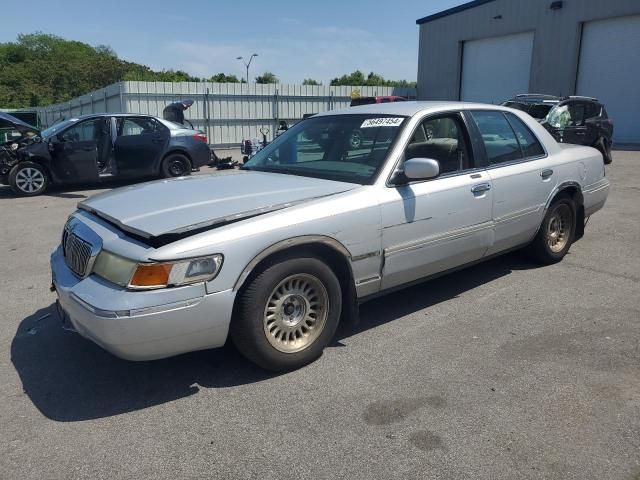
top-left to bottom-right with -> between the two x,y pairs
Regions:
236,53 -> 258,83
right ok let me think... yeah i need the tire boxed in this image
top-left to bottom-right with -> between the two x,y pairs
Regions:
231,255 -> 342,371
9,161 -> 48,196
601,139 -> 613,165
160,153 -> 192,178
528,194 -> 576,265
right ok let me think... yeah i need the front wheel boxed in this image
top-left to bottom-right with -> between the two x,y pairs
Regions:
528,195 -> 576,264
160,153 -> 192,178
9,161 -> 48,196
231,255 -> 342,371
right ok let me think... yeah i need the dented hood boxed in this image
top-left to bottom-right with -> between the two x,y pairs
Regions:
79,171 -> 356,239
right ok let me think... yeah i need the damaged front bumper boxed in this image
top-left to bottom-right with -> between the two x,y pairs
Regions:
50,246 -> 236,361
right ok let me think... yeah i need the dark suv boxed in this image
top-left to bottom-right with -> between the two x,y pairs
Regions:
502,95 -> 614,164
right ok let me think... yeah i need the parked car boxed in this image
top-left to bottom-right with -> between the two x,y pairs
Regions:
51,102 -> 609,371
502,95 -> 614,164
350,96 -> 407,107
0,113 -> 210,196
501,94 -> 560,120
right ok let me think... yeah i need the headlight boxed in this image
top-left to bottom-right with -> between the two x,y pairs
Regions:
93,251 -> 223,290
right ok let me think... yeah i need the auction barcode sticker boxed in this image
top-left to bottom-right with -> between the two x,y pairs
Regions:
360,117 -> 404,128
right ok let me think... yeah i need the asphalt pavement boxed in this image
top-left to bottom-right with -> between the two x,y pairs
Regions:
0,151 -> 638,479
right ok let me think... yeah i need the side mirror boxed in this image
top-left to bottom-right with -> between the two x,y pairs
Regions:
403,158 -> 440,180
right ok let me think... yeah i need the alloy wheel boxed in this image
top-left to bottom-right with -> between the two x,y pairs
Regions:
546,204 -> 572,253
15,167 -> 45,193
263,274 -> 329,354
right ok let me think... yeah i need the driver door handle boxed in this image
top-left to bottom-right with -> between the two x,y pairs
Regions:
471,183 -> 491,194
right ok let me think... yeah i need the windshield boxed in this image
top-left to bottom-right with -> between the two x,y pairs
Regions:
242,114 -> 407,184
41,119 -> 78,139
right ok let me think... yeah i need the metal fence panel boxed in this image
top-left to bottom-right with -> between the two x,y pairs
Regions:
35,81 -> 416,147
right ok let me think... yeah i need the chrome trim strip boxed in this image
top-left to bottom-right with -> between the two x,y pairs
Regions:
352,251 -> 381,262
355,275 -> 381,285
385,221 -> 493,256
494,204 -> 543,224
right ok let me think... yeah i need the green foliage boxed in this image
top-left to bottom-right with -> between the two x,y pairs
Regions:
330,70 -> 416,88
209,73 -> 241,83
0,33 -> 240,108
255,72 -> 278,84
302,78 -> 321,86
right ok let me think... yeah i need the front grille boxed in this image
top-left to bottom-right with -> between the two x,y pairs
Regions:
62,226 -> 93,277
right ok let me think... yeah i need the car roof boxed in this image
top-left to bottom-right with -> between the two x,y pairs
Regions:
70,113 -> 158,121
315,101 -> 511,117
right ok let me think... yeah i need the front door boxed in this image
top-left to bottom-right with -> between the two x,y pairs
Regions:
50,118 -> 105,184
379,112 -> 494,290
468,110 -> 558,254
114,117 -> 169,177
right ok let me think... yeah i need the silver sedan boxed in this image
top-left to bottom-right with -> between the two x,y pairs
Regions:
50,102 -> 610,371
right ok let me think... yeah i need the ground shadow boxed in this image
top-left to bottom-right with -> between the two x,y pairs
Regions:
11,251 -> 537,422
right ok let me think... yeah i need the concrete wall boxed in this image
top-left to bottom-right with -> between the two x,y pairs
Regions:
417,0 -> 640,101
36,82 -> 417,147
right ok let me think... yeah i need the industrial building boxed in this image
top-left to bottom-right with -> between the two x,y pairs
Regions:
416,0 -> 640,143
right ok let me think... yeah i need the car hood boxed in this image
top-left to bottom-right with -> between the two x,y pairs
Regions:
79,171 -> 357,240
0,112 -> 40,141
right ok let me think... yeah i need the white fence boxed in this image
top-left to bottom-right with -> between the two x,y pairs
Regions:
35,81 -> 417,147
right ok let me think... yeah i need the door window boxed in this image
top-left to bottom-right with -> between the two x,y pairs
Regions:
504,113 -> 545,158
405,114 -> 472,174
60,119 -> 106,142
470,111 -> 521,165
118,117 -> 158,137
567,103 -> 586,126
584,102 -> 601,120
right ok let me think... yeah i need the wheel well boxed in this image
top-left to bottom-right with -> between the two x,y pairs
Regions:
160,150 -> 192,172
17,158 -> 52,180
553,186 -> 585,240
232,243 -> 358,325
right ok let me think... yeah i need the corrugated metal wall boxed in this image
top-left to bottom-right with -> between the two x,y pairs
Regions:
36,82 -> 416,147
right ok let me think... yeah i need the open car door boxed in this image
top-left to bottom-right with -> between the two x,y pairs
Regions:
49,117 -> 105,184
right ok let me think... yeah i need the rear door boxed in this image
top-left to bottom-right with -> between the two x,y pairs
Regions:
50,118 -> 103,184
114,117 -> 169,177
379,112 -> 494,290
469,110 -> 557,254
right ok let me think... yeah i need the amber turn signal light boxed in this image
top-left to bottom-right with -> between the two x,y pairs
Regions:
129,264 -> 173,288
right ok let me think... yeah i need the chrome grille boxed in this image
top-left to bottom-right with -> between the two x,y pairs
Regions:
62,226 -> 93,277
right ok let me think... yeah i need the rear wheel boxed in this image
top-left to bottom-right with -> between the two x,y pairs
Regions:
528,195 -> 576,264
600,139 -> 613,165
231,255 -> 342,371
9,162 -> 48,196
161,153 -> 192,178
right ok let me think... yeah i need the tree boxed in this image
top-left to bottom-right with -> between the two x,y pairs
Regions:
302,78 -> 321,85
330,70 -> 416,88
209,73 -> 240,83
0,32 -> 208,108
255,71 -> 278,84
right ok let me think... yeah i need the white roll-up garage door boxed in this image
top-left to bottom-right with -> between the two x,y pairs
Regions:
577,15 -> 640,144
460,31 -> 534,104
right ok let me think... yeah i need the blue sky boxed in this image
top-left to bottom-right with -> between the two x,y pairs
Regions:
1,0 -> 467,83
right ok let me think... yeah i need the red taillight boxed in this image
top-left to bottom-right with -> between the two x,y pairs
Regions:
193,133 -> 207,143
